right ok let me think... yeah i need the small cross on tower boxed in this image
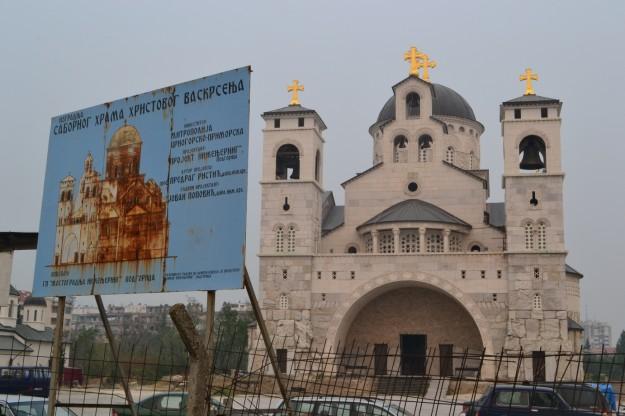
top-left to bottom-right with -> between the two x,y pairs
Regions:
520,68 -> 538,96
416,53 -> 437,82
287,80 -> 304,106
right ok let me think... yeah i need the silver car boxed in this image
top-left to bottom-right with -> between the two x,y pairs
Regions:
0,395 -> 77,416
277,397 -> 413,416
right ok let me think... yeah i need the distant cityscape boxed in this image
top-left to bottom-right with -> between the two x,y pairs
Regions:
582,320 -> 614,353
0,284 -> 252,367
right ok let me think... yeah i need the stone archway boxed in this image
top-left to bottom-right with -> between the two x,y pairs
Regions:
325,272 -> 494,355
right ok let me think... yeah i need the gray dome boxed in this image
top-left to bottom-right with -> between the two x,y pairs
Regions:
358,199 -> 470,229
376,83 -> 476,125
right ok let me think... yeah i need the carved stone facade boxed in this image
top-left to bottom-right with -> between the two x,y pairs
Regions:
256,72 -> 584,380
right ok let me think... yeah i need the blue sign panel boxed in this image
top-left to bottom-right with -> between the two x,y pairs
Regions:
33,67 -> 250,296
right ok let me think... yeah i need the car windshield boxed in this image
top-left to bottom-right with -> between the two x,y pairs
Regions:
8,401 -> 76,416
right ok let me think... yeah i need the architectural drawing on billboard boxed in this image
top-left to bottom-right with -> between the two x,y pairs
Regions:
54,125 -> 169,266
33,66 -> 251,296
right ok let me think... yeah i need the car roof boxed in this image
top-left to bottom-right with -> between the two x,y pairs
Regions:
288,397 -> 390,406
547,383 -> 598,389
493,384 -> 558,392
0,395 -> 46,402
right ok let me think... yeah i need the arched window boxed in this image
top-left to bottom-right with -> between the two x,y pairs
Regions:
34,310 -> 38,321
365,234 -> 373,253
533,293 -> 542,310
379,231 -> 394,253
426,231 -> 443,253
400,230 -> 419,253
315,150 -> 321,182
276,144 -> 300,180
347,246 -> 358,254
450,233 -> 462,252
418,135 -> 433,162
519,135 -> 547,172
406,93 -> 420,118
287,225 -> 296,253
537,222 -> 547,250
446,146 -> 455,164
275,226 -> 284,253
524,222 -> 534,250
393,136 -> 408,163
470,245 -> 481,252
279,294 -> 289,310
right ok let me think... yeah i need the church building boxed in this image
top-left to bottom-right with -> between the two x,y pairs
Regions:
256,48 -> 584,380
54,124 -> 168,266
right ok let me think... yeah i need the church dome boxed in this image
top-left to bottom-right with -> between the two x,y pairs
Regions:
376,83 -> 476,125
108,125 -> 142,148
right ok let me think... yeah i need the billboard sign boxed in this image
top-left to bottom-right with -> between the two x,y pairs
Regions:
33,67 -> 250,296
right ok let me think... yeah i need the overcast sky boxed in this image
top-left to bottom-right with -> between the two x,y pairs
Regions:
1,2 -> 624,339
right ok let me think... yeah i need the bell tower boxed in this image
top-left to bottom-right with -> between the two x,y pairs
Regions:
258,81 -> 327,355
501,69 -> 572,358
501,68 -> 565,252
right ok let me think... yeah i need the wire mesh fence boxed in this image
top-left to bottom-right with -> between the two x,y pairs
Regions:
2,323 -> 625,415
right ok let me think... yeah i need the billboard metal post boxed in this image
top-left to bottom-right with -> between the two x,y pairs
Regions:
95,295 -> 138,416
243,267 -> 292,415
47,296 -> 65,416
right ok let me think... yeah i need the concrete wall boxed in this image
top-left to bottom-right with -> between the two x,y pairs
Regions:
0,251 -> 12,307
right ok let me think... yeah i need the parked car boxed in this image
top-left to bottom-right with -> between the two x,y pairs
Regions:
112,392 -> 224,416
0,367 -> 50,398
0,394 -> 77,416
276,397 -> 413,416
461,385 -> 607,416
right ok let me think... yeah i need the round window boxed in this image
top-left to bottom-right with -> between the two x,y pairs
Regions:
407,182 -> 418,192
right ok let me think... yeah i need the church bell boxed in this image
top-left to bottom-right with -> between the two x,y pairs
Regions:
519,140 -> 545,170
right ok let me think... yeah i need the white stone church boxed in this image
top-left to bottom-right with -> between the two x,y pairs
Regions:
256,50 -> 584,379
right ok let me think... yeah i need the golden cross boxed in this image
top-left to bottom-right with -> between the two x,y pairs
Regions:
287,80 -> 304,105
404,46 -> 421,77
519,68 -> 539,95
416,53 -> 437,82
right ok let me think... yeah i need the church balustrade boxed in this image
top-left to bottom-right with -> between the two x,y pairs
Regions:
359,222 -> 469,254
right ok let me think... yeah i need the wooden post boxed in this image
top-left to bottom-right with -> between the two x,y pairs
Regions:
47,296 -> 65,416
243,267 -> 292,414
204,291 -> 216,412
169,302 -> 213,416
95,295 -> 138,416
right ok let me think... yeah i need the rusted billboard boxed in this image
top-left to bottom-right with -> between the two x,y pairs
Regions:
32,67 -> 250,296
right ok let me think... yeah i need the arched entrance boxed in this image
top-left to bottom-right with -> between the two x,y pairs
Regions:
326,272 -> 493,377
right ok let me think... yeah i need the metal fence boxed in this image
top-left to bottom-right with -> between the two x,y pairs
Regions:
2,328 -> 625,415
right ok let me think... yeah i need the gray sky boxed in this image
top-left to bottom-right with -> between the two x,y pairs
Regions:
1,2 -> 624,340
